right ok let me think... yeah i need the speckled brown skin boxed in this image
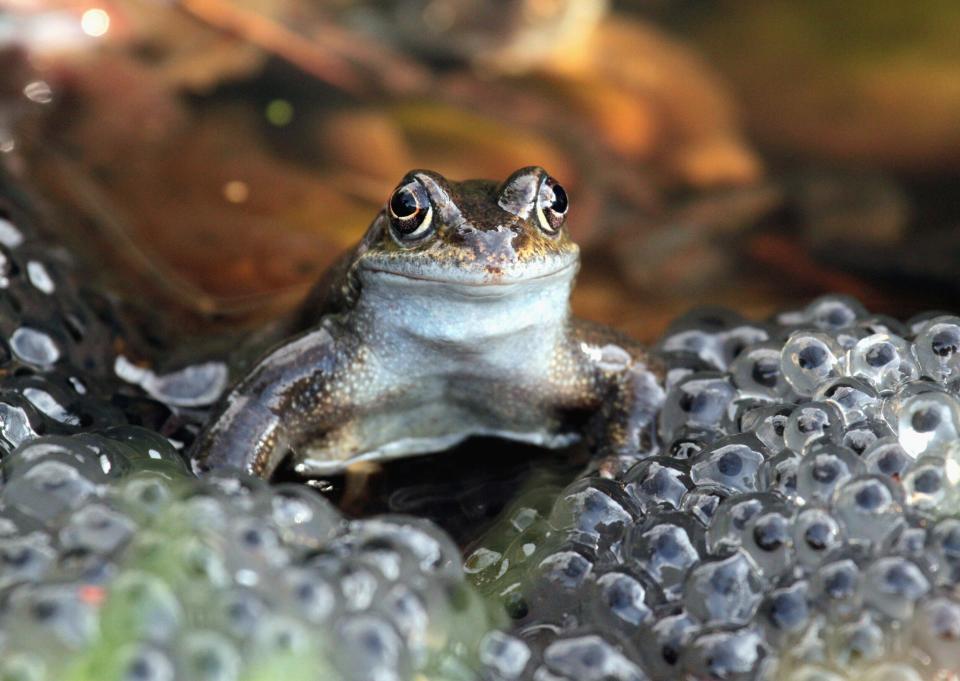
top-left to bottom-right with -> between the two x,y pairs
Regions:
191,167 -> 664,479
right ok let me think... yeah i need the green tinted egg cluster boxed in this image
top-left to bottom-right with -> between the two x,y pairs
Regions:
0,428 -> 495,681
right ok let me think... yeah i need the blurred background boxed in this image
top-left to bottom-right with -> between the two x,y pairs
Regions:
1,0 -> 959,345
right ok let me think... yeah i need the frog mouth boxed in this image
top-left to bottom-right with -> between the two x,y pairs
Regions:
360,258 -> 578,288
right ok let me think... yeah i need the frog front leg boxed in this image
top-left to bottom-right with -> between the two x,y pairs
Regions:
565,319 -> 666,476
191,323 -> 356,478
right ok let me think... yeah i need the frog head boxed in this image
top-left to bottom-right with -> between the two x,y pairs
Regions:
355,166 -> 580,286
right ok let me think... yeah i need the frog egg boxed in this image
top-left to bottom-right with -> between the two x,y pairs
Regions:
784,402 -> 844,453
112,644 -> 175,681
528,549 -> 594,610
7,584 -> 97,650
858,314 -> 910,338
662,352 -> 716,393
356,539 -> 409,585
759,580 -> 811,643
863,557 -> 930,620
173,495 -> 228,535
58,502 -> 135,557
227,517 -> 289,577
174,537 -> 230,589
781,332 -> 843,396
2,459 -> 97,524
0,399 -> 38,459
119,476 -> 174,519
684,551 -> 764,626
796,444 -> 864,504
690,434 -> 767,493
660,329 -> 726,371
541,633 -> 646,681
811,558 -> 864,620
911,596 -> 960,672
622,458 -> 692,513
831,475 -> 904,546
862,438 -> 913,480
379,585 -> 428,660
723,322 -> 771,364
885,526 -> 928,561
623,514 -> 704,600
261,483 -> 342,551
797,445 -> 864,504
348,517 -> 461,579
198,472 -> 269,512
848,333 -> 919,393
499,582 -> 527,622
841,419 -> 894,456
741,403 -> 794,452
907,309 -> 956,335
814,376 -> 881,426
660,372 -> 737,442
706,494 -> 763,555
803,295 -> 868,332
902,457 -> 948,513
280,567 -> 335,623
894,389 -> 960,457
478,631 -> 531,680
315,560 -> 381,613
588,570 -> 658,633
547,478 -> 638,554
760,449 -> 802,498
680,484 -> 731,526
825,611 -> 886,668
731,342 -> 787,399
667,425 -> 720,460
928,518 -> 960,587
99,425 -> 183,462
727,397 -> 773,436
743,508 -> 796,580
219,587 -> 267,639
681,627 -> 769,681
913,316 -> 960,383
254,614 -> 313,657
177,631 -> 241,681
706,492 -> 788,557
0,533 -> 54,590
642,611 -> 701,678
660,308 -> 745,364
838,327 -> 874,355
103,571 -> 182,644
9,326 -> 61,369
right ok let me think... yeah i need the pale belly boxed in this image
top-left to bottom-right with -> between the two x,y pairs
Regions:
292,372 -> 579,476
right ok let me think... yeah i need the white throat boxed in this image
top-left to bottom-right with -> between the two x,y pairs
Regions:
356,266 -> 575,375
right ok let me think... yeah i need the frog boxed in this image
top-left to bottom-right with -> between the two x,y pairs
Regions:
191,167 -> 664,479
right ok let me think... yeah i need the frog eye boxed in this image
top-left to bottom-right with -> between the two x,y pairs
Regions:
388,181 -> 434,242
535,177 -> 568,235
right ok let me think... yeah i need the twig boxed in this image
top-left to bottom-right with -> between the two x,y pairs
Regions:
176,0 -> 369,95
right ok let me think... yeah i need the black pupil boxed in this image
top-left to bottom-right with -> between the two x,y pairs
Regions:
390,187 -> 419,219
549,182 -> 568,213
